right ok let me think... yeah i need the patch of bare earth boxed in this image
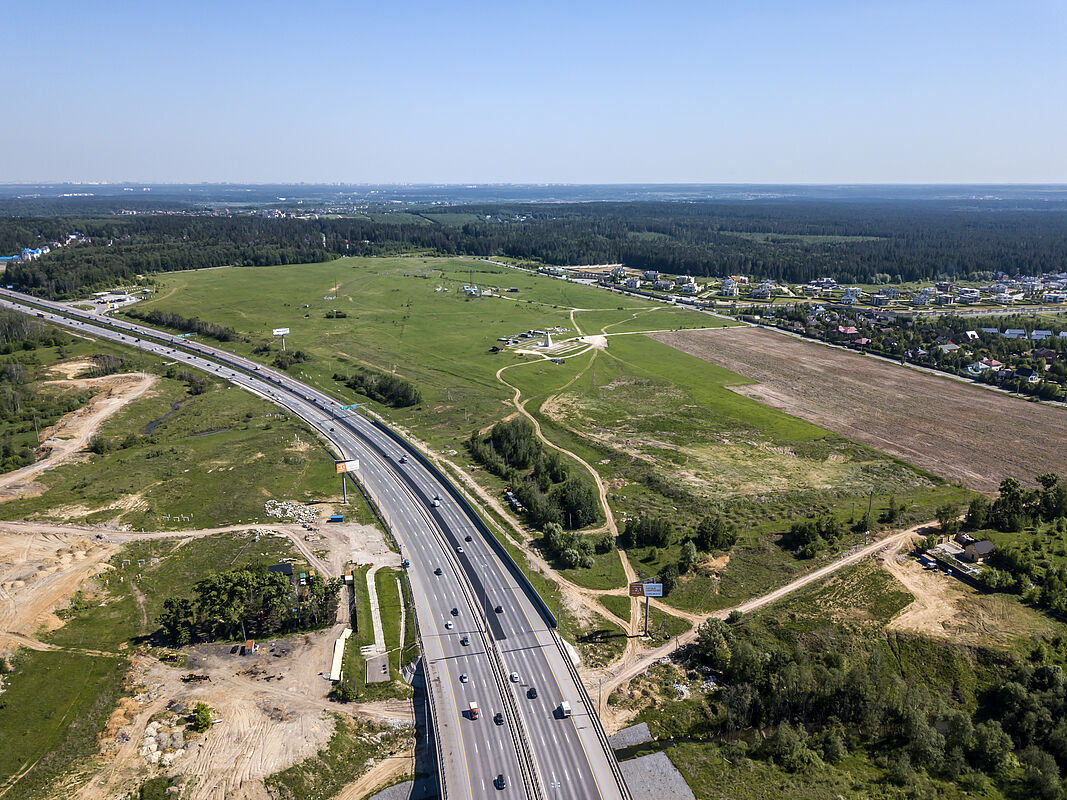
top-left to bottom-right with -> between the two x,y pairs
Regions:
653,327 -> 1067,492
0,531 -> 116,656
0,371 -> 157,503
880,550 -> 1054,648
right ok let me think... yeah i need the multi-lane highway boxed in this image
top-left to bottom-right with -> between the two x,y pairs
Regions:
0,288 -> 629,800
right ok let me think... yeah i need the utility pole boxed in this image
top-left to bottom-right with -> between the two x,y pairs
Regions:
865,486 -> 874,545
644,594 -> 650,638
32,415 -> 39,444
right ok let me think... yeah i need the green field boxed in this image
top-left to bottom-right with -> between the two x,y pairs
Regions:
124,256 -> 971,611
0,374 -> 347,530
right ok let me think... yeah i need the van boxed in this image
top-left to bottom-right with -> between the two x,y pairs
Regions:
468,702 -> 479,720
560,701 -> 571,718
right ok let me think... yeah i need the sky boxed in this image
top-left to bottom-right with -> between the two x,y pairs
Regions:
3,0 -> 1066,184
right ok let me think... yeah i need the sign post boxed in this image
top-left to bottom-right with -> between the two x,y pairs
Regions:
630,581 -> 663,637
272,327 -> 290,351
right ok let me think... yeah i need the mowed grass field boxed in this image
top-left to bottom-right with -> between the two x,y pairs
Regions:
125,257 -> 731,448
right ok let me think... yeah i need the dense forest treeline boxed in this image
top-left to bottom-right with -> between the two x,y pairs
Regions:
124,308 -> 241,342
6,200 -> 1067,296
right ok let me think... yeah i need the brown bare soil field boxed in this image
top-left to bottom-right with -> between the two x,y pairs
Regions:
653,327 -> 1067,493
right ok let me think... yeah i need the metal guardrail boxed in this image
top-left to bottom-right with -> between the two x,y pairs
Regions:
550,631 -> 633,800
369,419 -> 559,627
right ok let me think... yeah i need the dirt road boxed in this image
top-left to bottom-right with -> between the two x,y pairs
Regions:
0,371 -> 157,502
653,326 -> 1067,492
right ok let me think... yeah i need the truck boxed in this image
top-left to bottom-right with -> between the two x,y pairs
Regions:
559,700 -> 572,718
401,558 -> 410,568
468,702 -> 479,720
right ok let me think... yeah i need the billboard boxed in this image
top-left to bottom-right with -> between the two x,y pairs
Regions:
629,581 -> 664,597
272,327 -> 290,336
335,459 -> 359,474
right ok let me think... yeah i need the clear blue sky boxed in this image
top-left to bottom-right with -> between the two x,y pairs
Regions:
4,0 -> 1066,184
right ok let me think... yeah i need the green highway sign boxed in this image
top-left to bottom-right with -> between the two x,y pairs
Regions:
339,404 -> 358,411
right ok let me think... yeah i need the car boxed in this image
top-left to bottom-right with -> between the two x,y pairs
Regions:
494,712 -> 504,725
431,499 -> 440,507
464,535 -> 473,542
445,621 -> 454,630
434,567 -> 443,576
509,672 -> 519,683
460,635 -> 469,646
456,546 -> 464,553
329,427 -> 334,432
527,687 -> 537,699
494,605 -> 503,614
459,673 -> 468,683
399,455 -> 408,463
434,493 -> 442,501
494,774 -> 507,790
451,607 -> 459,616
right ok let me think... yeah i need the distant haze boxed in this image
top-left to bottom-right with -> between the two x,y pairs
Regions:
3,1 -> 1066,184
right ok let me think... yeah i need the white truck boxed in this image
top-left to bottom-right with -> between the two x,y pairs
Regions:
468,701 -> 479,720
559,700 -> 571,718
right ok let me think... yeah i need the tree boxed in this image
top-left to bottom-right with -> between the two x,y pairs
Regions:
661,565 -> 677,596
679,540 -> 698,574
696,515 -> 736,552
964,495 -> 990,530
192,702 -> 212,733
972,720 -> 1014,776
936,503 -> 960,538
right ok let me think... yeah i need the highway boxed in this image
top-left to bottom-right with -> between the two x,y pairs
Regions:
0,289 -> 629,800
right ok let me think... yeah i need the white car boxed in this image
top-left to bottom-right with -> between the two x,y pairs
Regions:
431,499 -> 440,507
445,621 -> 454,630
509,672 -> 519,683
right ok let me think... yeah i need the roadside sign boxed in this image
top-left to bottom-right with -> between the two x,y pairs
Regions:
339,404 -> 358,411
629,582 -> 646,597
335,459 -> 359,474
643,583 -> 664,597
272,327 -> 290,336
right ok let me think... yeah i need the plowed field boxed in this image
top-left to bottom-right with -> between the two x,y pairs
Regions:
652,326 -> 1067,493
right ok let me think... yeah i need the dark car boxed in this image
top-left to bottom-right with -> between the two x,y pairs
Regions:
494,774 -> 507,790
451,607 -> 459,616
434,567 -> 443,576
494,712 -> 504,725
464,535 -> 473,542
494,605 -> 503,614
527,687 -> 537,699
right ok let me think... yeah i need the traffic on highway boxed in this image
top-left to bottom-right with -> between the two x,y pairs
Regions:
0,288 -> 630,800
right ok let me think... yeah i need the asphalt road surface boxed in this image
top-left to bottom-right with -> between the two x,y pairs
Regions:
0,289 -> 628,800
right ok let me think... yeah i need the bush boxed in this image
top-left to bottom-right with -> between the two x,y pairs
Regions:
192,702 -> 212,733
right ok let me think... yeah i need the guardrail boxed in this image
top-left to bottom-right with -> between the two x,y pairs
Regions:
549,631 -> 633,800
369,419 -> 559,628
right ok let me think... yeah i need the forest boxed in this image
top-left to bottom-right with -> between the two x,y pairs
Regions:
6,199 -> 1067,297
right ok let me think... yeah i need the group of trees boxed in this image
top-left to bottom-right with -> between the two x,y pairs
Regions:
157,566 -> 342,645
542,521 -> 614,569
692,617 -> 1067,797
124,308 -> 241,342
787,515 -> 844,559
335,366 -> 421,408
962,475 -> 1067,612
467,418 -> 601,535
10,200 -> 1067,298
619,514 -> 737,594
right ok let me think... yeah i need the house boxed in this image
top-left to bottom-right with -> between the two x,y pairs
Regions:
1016,367 -> 1042,384
980,327 -> 999,335
980,357 -> 1003,368
653,280 -> 673,292
624,277 -> 640,289
871,292 -> 890,306
967,361 -> 991,377
679,282 -> 699,295
994,293 -> 1015,304
1003,329 -> 1028,340
935,293 -> 955,306
837,325 -> 859,335
1033,347 -> 1058,364
1031,330 -> 1053,341
965,330 -> 979,341
852,337 -> 872,346
750,286 -> 772,300
963,540 -> 995,563
882,287 -> 901,298
642,270 -> 660,281
938,343 -> 961,354
841,287 -> 862,305
1043,292 -> 1067,304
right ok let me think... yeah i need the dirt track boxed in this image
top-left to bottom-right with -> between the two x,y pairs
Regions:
653,326 -> 1067,493
0,371 -> 156,502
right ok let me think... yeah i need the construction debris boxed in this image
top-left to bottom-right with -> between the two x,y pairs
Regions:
264,499 -> 318,524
